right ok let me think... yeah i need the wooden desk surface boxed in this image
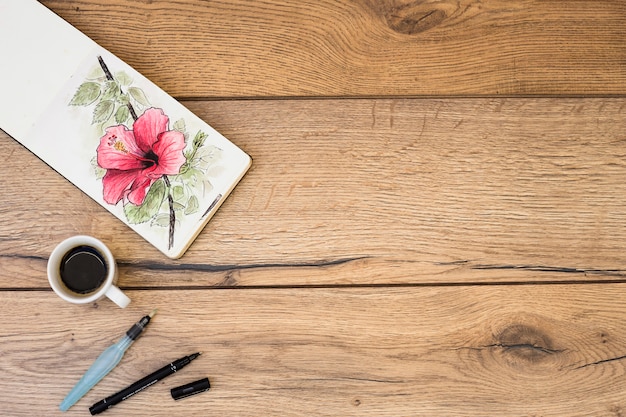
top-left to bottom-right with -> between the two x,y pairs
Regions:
1,1 -> 625,415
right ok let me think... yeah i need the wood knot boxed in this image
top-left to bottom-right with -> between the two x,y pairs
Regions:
381,1 -> 450,35
388,9 -> 446,34
218,270 -> 239,286
492,324 -> 562,365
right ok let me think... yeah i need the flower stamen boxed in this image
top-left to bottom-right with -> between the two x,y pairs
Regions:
113,140 -> 128,153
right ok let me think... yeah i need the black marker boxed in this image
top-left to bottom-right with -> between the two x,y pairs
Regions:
89,352 -> 202,415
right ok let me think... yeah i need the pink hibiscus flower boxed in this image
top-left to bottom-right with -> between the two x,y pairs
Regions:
97,108 -> 186,205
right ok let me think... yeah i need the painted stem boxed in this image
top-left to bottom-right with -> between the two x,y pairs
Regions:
97,55 -> 138,120
163,175 -> 175,250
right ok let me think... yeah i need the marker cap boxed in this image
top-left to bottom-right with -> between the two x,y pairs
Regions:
171,377 -> 211,400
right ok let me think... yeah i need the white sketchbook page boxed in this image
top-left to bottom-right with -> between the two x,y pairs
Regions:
0,0 -> 95,139
0,1 -> 251,258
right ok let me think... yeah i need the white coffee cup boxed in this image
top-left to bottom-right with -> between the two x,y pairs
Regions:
47,235 -> 130,308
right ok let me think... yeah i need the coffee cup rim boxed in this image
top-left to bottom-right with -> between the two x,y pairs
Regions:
47,235 -> 116,304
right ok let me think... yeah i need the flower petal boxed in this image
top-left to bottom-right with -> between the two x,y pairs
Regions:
97,125 -> 146,171
102,168 -> 142,205
151,130 -> 187,176
133,108 -> 169,153
127,175 -> 154,205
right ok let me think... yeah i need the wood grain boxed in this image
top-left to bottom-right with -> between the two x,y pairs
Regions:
2,285 -> 626,416
2,98 -> 626,288
2,2 -> 626,416
39,0 -> 626,97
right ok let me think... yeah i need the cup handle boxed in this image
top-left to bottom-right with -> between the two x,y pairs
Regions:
105,285 -> 131,308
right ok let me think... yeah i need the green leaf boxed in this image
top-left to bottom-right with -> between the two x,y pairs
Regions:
151,213 -> 171,228
172,184 -> 186,202
128,87 -> 150,107
114,105 -> 130,124
124,180 -> 166,224
176,166 -> 203,184
173,118 -> 186,133
101,81 -> 120,101
115,71 -> 133,86
117,94 -> 130,105
87,65 -> 105,80
173,119 -> 189,141
92,100 -> 115,124
202,178 -> 214,194
91,156 -> 106,180
69,82 -> 101,106
184,195 -> 199,215
193,145 -> 223,171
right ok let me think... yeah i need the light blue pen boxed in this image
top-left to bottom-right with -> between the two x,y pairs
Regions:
60,309 -> 157,411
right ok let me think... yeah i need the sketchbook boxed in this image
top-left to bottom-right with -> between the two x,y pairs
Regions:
0,1 -> 251,258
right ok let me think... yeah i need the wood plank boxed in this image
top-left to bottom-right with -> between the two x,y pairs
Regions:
1,284 -> 626,416
39,0 -> 626,97
2,98 -> 626,288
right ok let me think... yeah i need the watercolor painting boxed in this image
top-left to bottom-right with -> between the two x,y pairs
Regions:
69,55 -> 221,251
1,1 -> 251,258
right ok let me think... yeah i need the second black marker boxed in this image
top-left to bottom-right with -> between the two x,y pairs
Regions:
89,352 -> 202,415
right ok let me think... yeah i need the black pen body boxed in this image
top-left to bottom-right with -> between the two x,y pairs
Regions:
90,353 -> 201,415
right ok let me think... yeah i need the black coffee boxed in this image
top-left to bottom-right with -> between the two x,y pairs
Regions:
60,245 -> 107,294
